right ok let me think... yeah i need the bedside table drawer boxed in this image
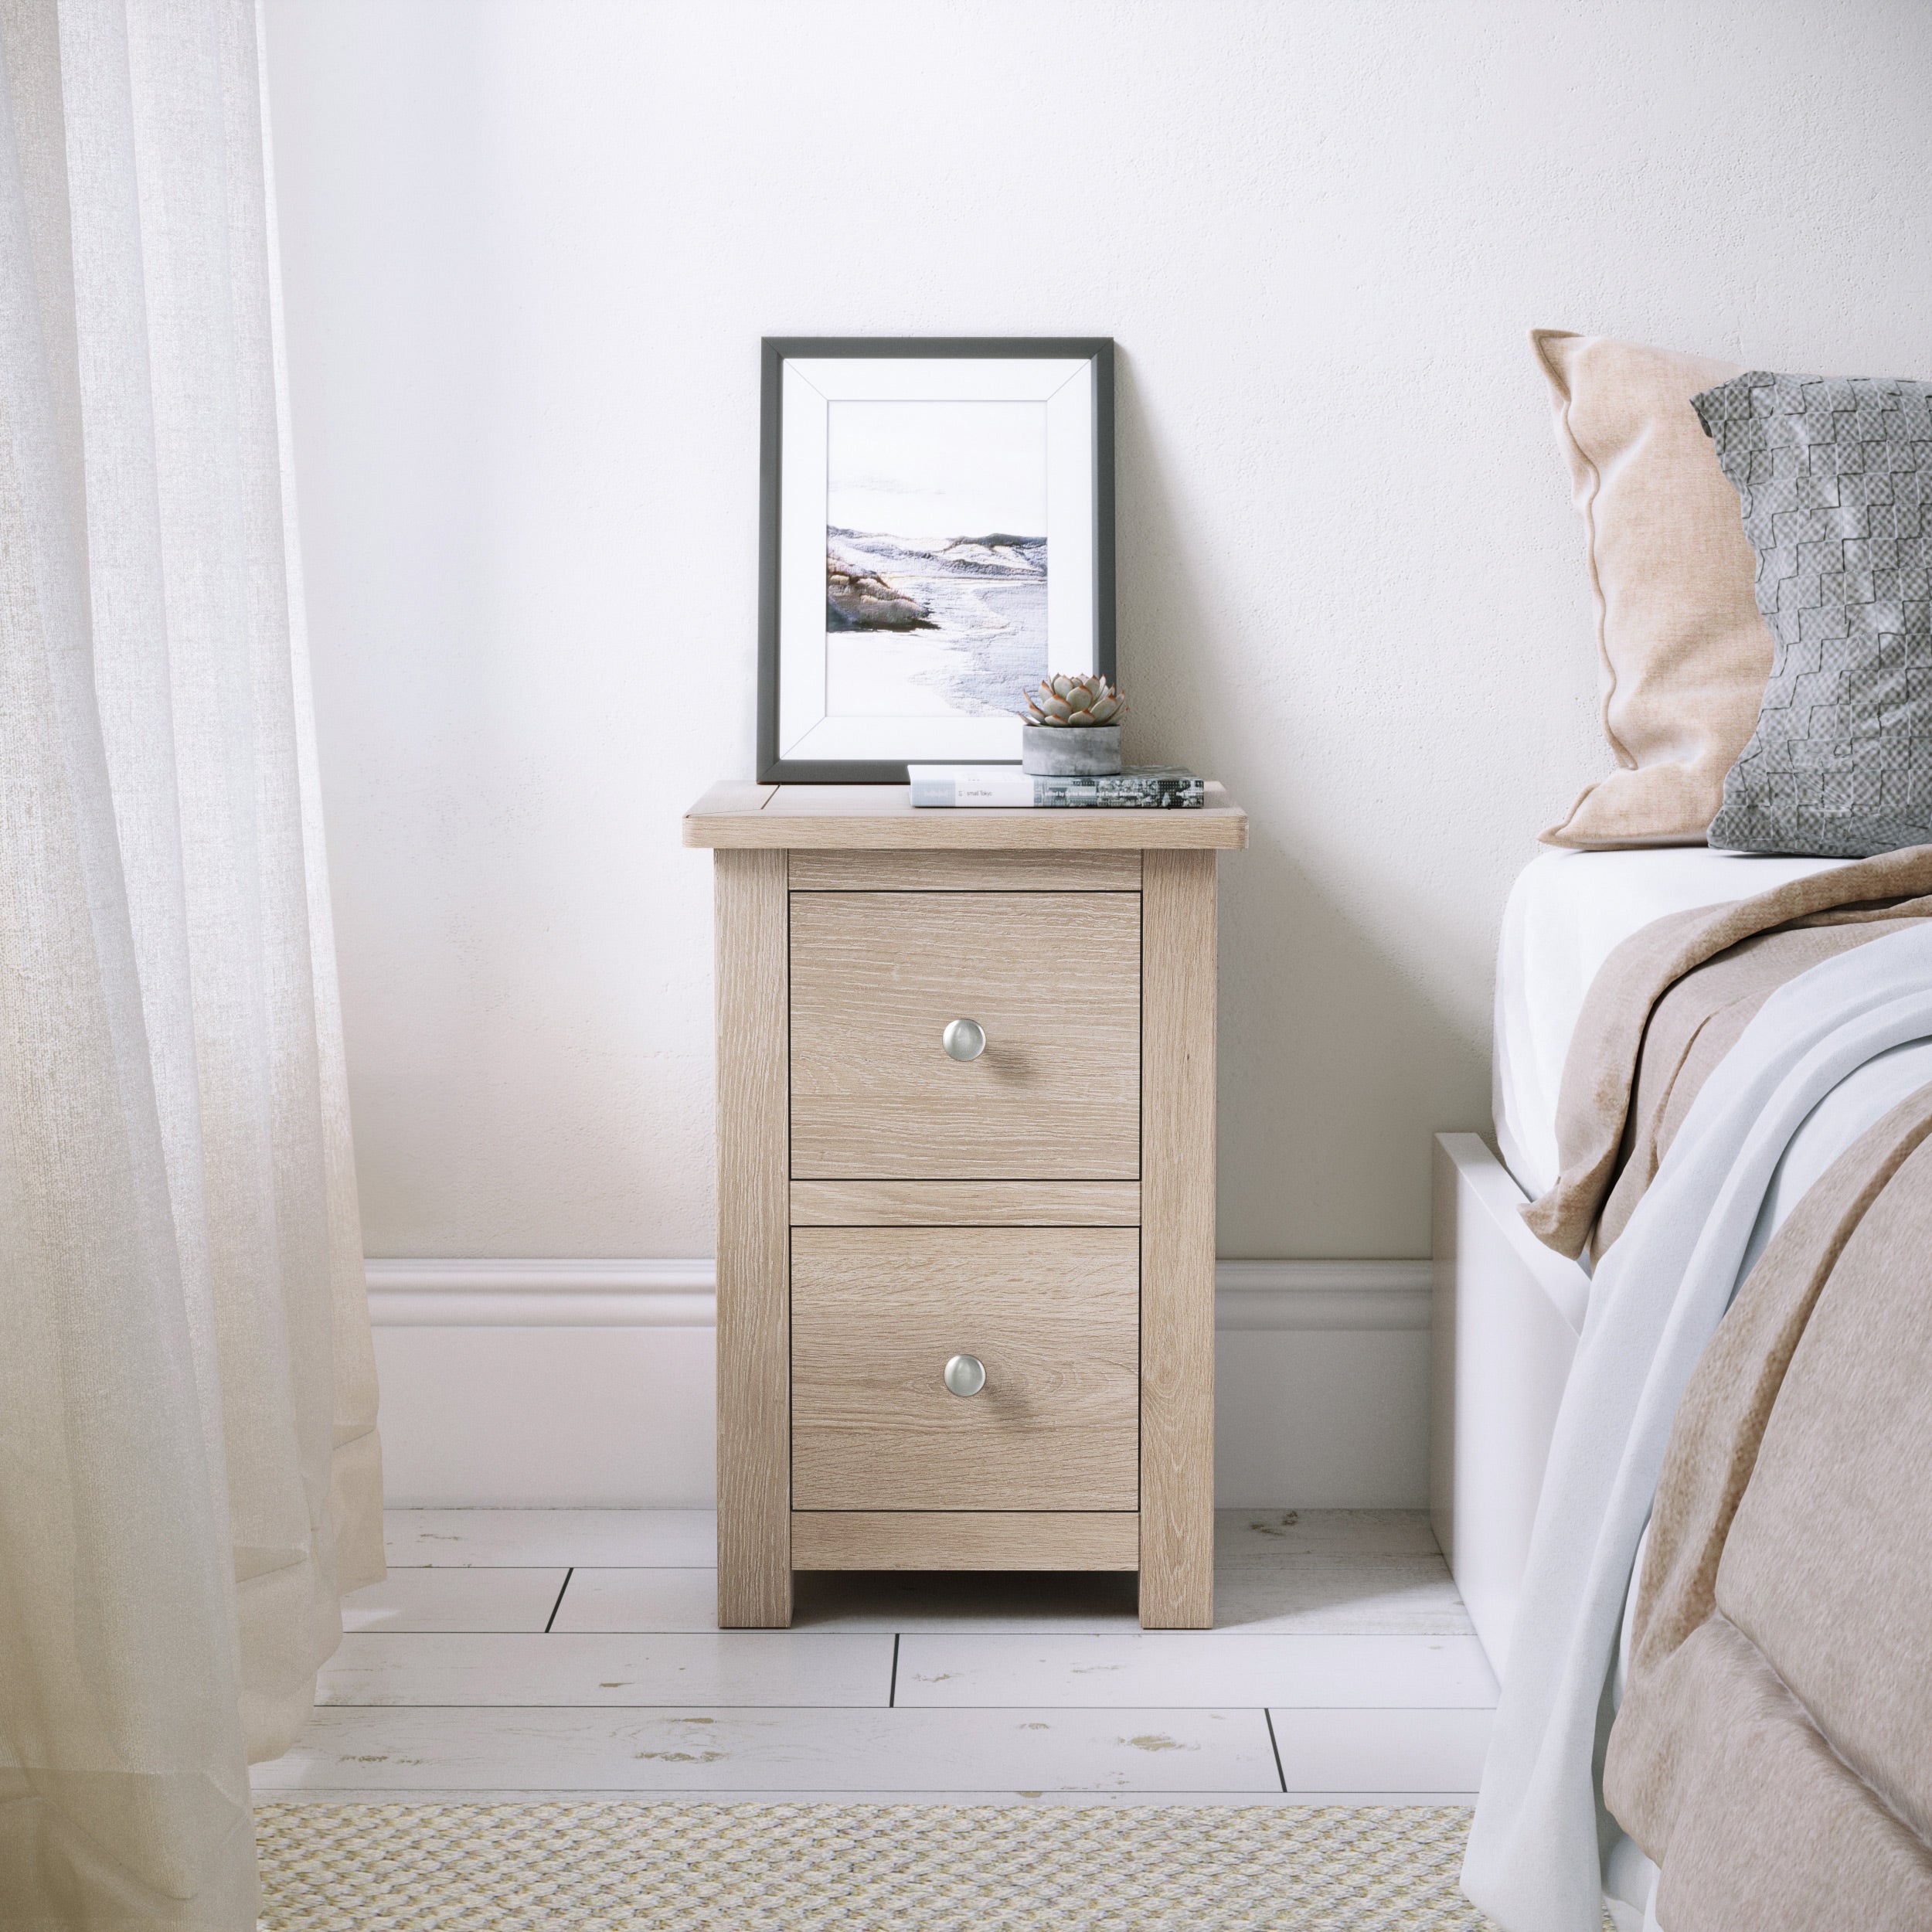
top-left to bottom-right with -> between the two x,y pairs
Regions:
789,892 -> 1141,1179
791,1226 -> 1139,1512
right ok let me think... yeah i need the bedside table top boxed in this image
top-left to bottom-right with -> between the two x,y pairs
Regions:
683,782 -> 1250,851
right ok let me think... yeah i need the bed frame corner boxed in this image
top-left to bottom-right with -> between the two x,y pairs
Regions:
1431,1131 -> 1588,1678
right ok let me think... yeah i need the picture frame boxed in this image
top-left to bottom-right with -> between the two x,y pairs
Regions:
757,336 -> 1115,784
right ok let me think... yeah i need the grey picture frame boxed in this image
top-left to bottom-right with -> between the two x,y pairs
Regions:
757,336 -> 1115,785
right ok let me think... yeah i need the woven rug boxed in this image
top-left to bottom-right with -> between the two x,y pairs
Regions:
254,1801 -> 1497,1930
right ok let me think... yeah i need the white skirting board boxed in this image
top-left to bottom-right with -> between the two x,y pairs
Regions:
367,1259 -> 1433,1510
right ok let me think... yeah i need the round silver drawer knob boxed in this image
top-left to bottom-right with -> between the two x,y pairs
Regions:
941,1018 -> 986,1062
944,1353 -> 987,1397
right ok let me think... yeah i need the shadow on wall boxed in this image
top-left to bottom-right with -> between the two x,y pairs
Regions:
1109,352 -> 1490,1259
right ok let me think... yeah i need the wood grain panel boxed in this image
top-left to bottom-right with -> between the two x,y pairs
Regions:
684,781 -> 1249,850
789,1179 -> 1141,1227
792,1512 -> 1139,1571
790,893 -> 1140,1179
713,848 -> 791,1627
1138,849 -> 1217,1629
788,850 -> 1140,892
685,781 -> 775,830
791,1226 -> 1139,1512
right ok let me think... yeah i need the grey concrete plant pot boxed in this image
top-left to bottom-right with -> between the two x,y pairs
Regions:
1021,723 -> 1123,776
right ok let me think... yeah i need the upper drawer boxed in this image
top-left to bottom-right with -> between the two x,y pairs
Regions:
790,892 -> 1141,1180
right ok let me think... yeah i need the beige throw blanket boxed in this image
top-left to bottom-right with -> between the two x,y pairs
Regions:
1524,845 -> 1932,1257
1604,1084 -> 1932,1930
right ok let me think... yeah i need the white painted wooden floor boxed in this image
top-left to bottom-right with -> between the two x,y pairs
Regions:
253,1509 -> 1496,1805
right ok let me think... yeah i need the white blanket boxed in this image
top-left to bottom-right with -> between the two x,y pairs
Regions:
1462,923 -> 1932,1932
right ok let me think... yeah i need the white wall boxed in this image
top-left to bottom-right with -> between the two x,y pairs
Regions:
264,0 -> 1932,1266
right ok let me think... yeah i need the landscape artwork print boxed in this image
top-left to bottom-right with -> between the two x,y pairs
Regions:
823,399 -> 1047,719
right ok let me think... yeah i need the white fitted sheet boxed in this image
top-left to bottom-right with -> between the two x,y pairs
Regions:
1492,847 -> 1849,1199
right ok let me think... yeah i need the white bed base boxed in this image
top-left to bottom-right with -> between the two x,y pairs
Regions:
1430,1131 -> 1590,1679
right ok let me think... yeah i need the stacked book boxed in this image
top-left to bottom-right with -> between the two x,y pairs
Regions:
909,764 -> 1205,810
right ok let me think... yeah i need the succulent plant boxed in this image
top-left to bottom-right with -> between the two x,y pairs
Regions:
1022,673 -> 1124,727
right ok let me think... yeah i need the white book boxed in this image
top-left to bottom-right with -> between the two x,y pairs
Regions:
907,764 -> 1036,808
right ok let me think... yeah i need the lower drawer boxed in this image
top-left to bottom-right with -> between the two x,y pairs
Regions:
790,1225 -> 1139,1512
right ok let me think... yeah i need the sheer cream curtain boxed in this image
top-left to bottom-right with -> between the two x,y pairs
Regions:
0,0 -> 383,1923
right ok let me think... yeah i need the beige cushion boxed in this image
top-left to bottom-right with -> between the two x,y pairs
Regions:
1532,329 -> 1771,849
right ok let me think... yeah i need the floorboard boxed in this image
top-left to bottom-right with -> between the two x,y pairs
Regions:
257,1509 -> 1496,1804
894,1632 -> 1498,1709
255,1705 -> 1281,1794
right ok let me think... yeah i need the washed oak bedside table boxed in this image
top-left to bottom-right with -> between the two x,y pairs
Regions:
683,781 -> 1248,1629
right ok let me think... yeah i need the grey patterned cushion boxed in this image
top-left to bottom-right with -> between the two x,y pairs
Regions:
1694,371 -> 1932,857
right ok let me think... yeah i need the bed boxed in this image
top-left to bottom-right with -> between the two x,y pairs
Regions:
1437,845 -> 1932,1930
1440,332 -> 1932,1930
